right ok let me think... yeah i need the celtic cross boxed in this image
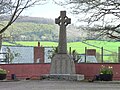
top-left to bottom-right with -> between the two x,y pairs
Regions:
55,11 -> 71,54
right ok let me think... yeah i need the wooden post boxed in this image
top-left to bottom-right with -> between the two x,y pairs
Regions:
38,41 -> 40,47
0,34 -> 2,50
7,53 -> 9,64
85,47 -> 87,63
69,47 -> 71,55
101,47 -> 104,63
118,47 -> 120,63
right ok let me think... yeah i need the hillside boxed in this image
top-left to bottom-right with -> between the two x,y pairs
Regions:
0,16 -> 54,24
1,16 -> 88,42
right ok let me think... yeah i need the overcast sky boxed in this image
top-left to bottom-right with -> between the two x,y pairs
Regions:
21,0 -> 77,24
22,1 -> 69,18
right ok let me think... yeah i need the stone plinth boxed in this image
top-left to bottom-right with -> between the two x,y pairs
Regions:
50,54 -> 75,74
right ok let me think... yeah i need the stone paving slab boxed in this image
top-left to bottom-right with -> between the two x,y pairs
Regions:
0,80 -> 120,90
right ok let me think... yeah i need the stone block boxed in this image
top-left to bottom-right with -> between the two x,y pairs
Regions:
50,54 -> 75,74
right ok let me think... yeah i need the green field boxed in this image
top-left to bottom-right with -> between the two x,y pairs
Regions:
2,40 -> 120,53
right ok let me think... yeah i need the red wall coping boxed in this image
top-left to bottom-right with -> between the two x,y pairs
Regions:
0,63 -> 120,80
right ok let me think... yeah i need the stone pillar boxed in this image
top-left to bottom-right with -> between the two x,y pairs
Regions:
34,46 -> 44,63
86,49 -> 96,56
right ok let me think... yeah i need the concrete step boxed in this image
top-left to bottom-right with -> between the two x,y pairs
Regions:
41,74 -> 84,81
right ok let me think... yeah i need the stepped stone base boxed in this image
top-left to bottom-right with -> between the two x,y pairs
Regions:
42,74 -> 84,81
48,54 -> 84,81
50,54 -> 75,74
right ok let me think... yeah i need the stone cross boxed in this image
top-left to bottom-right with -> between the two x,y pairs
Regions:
55,11 -> 71,54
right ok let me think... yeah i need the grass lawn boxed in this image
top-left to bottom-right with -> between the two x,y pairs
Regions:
16,41 -> 58,47
2,40 -> 120,53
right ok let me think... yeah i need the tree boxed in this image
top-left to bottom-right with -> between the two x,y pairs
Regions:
55,0 -> 120,40
0,0 -> 47,34
0,0 -> 47,49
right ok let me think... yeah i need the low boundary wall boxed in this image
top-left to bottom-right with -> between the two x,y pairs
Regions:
75,63 -> 120,80
0,63 -> 120,80
0,64 -> 50,79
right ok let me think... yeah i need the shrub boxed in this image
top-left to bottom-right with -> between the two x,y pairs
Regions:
0,67 -> 7,74
100,65 -> 113,75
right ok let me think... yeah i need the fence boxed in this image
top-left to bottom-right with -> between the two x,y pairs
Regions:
69,46 -> 120,63
0,46 -> 34,64
0,53 -> 9,64
0,45 -> 120,64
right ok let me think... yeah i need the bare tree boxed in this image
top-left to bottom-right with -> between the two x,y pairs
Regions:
0,0 -> 47,49
0,0 -> 47,34
54,0 -> 120,40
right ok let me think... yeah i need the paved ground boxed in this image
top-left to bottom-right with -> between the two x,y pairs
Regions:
0,80 -> 120,90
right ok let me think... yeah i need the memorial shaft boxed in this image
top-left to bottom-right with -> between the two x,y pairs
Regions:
59,25 -> 67,53
55,11 -> 71,54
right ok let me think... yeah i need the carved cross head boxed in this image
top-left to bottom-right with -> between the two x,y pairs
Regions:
55,11 -> 71,26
